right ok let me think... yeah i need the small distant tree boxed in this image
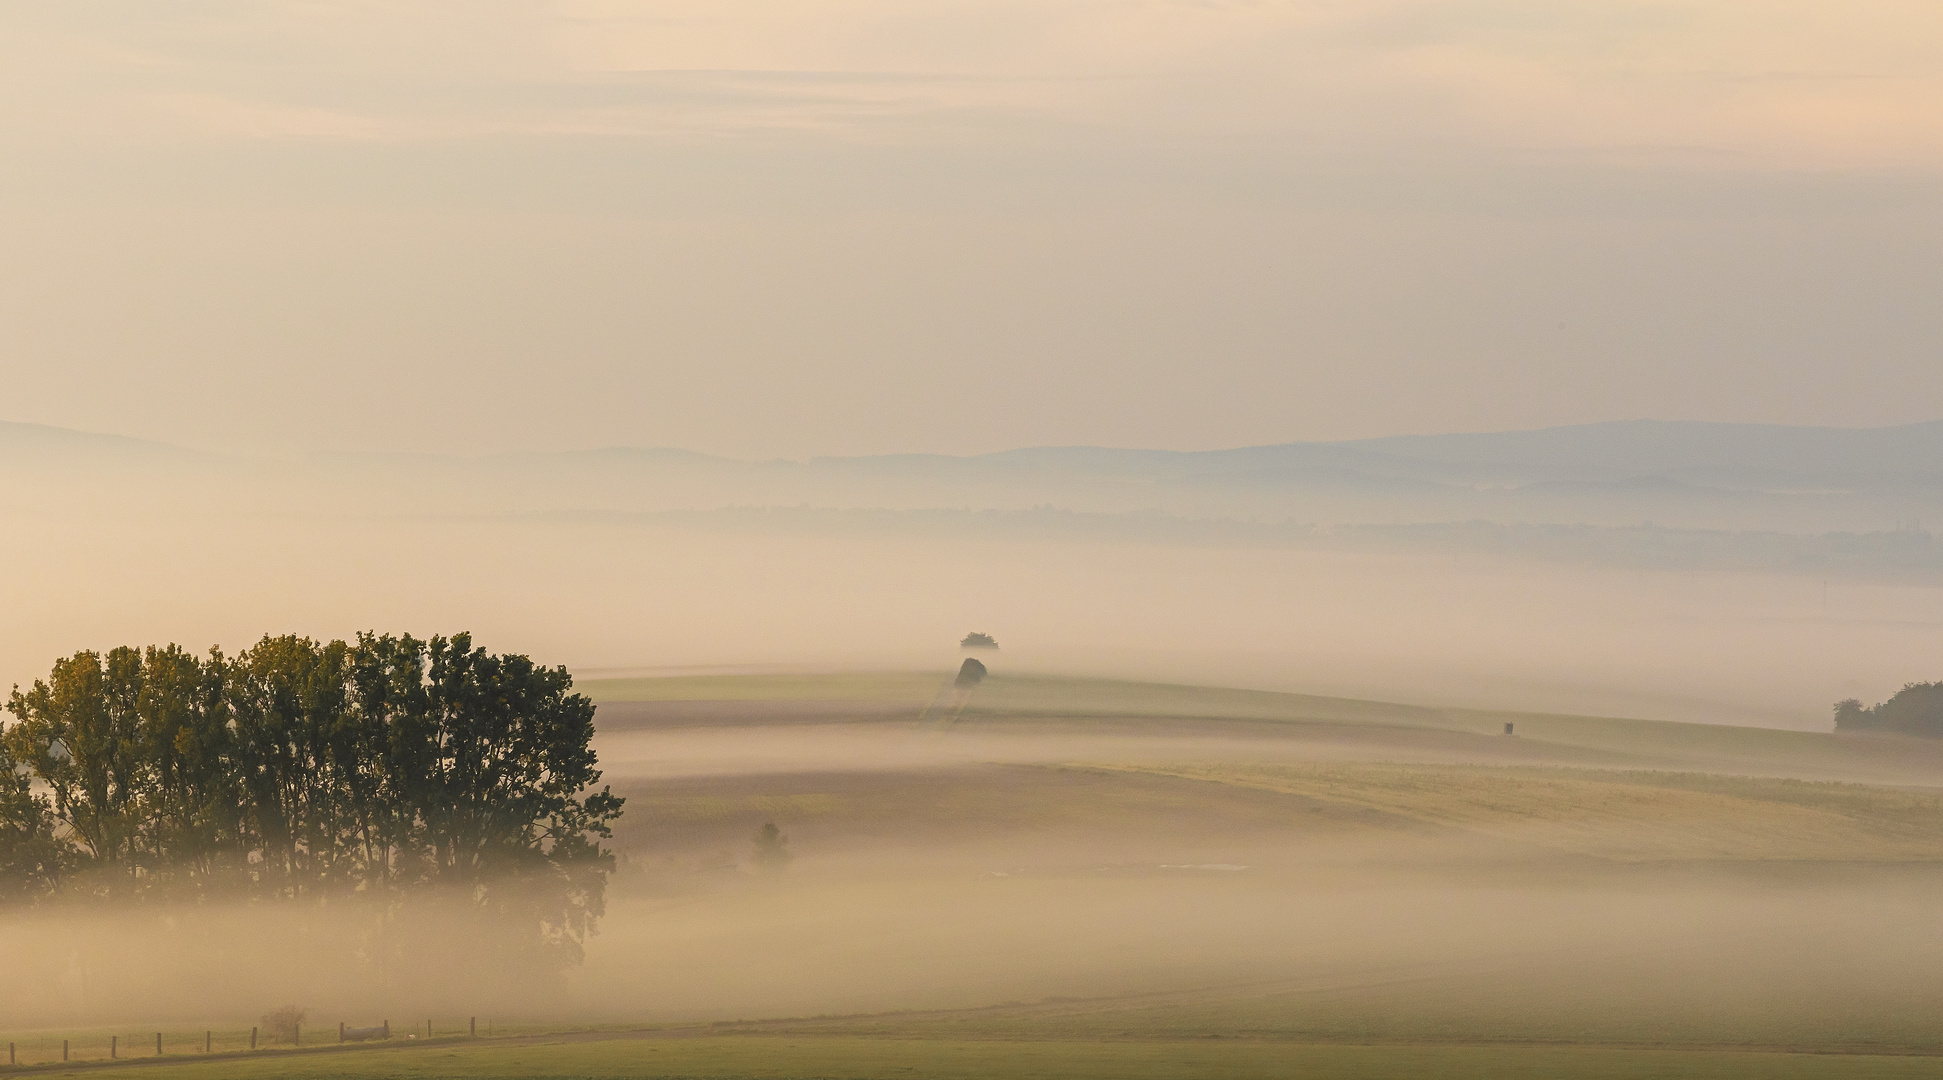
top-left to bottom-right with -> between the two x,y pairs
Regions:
260,1005 -> 305,1044
959,633 -> 998,650
751,822 -> 791,870
954,658 -> 987,688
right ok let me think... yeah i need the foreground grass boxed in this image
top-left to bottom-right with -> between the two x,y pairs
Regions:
19,1035 -> 1943,1080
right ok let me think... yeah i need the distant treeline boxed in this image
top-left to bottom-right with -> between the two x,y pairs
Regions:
1835,683 -> 1943,736
0,632 -> 622,960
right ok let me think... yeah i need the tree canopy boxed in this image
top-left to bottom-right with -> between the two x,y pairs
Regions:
0,632 -> 623,963
954,658 -> 988,688
1834,683 -> 1943,736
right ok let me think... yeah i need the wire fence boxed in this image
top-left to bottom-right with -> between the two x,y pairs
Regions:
1,1018 -> 492,1069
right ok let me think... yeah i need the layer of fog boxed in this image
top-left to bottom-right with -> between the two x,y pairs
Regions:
4,504 -> 1940,729
6,863 -> 1935,1031
573,865 -> 1943,1035
6,794 -> 1943,1042
9,700 -> 1943,1045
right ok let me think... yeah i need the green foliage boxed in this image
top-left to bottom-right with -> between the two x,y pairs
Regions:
0,632 -> 623,961
960,632 -> 998,650
0,732 -> 68,902
954,658 -> 987,688
1835,683 -> 1943,735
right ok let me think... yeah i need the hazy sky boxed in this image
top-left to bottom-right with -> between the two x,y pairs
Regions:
4,1 -> 1940,457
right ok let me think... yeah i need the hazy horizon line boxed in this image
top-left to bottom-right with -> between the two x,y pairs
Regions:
10,415 -> 1943,465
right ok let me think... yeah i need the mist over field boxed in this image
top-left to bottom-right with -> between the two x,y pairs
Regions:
11,668 -> 1943,1059
6,418 -> 1943,729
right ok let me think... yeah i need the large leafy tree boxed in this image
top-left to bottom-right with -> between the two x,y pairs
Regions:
0,733 -> 67,902
135,644 -> 236,889
4,650 -> 148,880
1835,683 -> 1943,736
225,634 -> 360,898
356,632 -> 623,961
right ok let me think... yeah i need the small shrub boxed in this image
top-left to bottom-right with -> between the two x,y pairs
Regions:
261,1005 -> 305,1044
955,658 -> 987,687
751,822 -> 792,870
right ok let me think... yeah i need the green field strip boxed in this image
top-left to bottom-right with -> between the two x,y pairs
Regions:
14,1033 -> 1942,1080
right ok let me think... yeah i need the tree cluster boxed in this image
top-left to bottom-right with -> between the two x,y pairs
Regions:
0,632 -> 623,960
1834,682 -> 1943,736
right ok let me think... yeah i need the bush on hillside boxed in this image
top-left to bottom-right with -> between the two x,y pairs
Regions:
1835,683 -> 1943,736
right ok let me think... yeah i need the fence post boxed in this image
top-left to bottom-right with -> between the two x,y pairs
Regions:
470,1017 -> 476,1037
206,1030 -> 212,1053
63,1040 -> 68,1062
426,1019 -> 431,1039
111,1035 -> 117,1059
251,1027 -> 257,1050
294,1023 -> 299,1047
383,1020 -> 390,1039
339,1022 -> 345,1043
157,1032 -> 163,1056
8,1041 -> 13,1065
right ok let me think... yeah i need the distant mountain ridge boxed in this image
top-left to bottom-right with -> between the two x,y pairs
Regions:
1343,420 -> 1943,483
744,420 -> 1943,494
919,420 -> 1943,483
0,420 -> 191,460
11,417 -> 1943,483
8,418 -> 1943,534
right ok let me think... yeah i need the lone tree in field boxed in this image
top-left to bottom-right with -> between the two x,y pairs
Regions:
960,632 -> 998,650
1,632 -> 624,963
955,658 -> 987,688
751,822 -> 791,870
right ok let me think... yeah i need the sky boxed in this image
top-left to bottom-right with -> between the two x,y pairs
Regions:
3,1 -> 1941,458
